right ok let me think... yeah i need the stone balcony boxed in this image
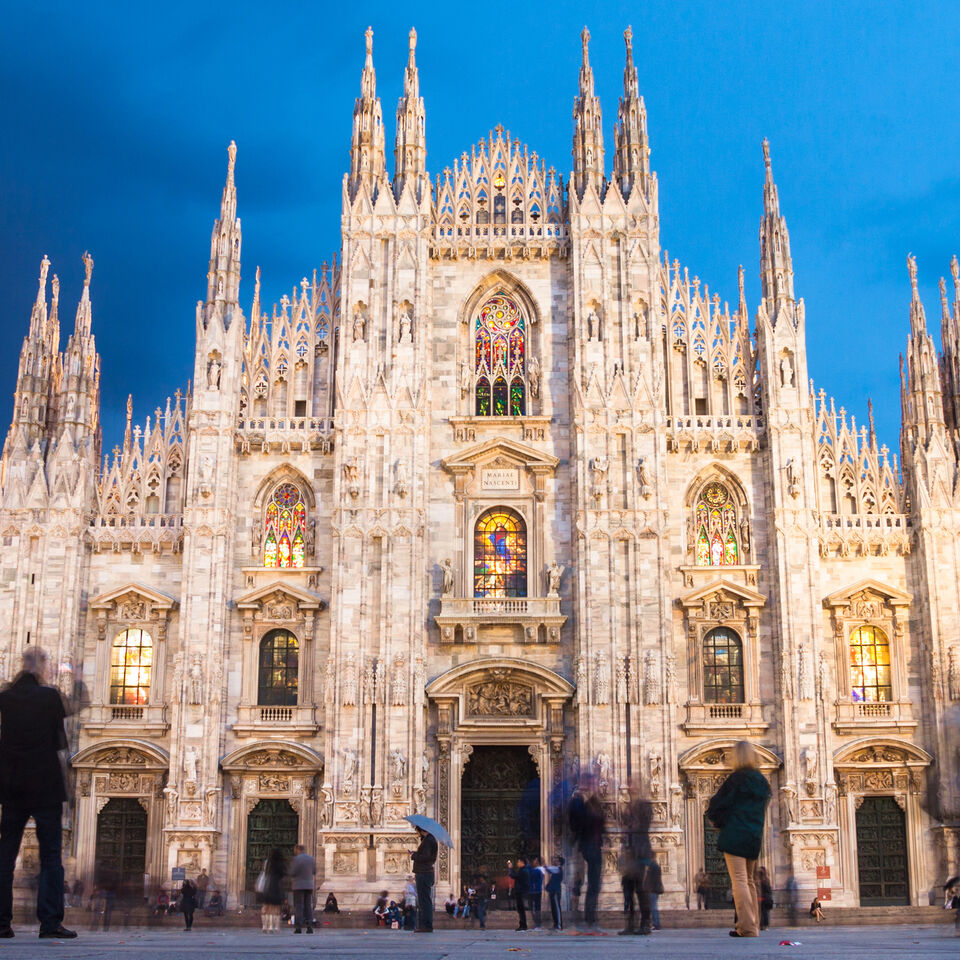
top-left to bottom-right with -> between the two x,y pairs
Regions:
832,699 -> 916,734
83,703 -> 169,738
664,414 -> 764,453
232,704 -> 320,738
681,700 -> 768,735
235,416 -> 335,454
435,595 -> 566,644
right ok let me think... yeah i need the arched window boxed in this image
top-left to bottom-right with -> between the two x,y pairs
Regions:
109,628 -> 153,705
257,629 -> 299,706
702,627 -> 744,704
473,507 -> 527,598
263,482 -> 306,568
849,625 -> 892,702
474,294 -> 526,416
694,481 -> 740,566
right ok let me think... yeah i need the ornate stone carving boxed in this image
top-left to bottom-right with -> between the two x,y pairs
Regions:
96,747 -> 147,766
949,646 -> 960,701
594,650 -> 610,705
391,654 -> 407,706
258,774 -> 290,792
643,650 -> 660,705
467,676 -> 532,717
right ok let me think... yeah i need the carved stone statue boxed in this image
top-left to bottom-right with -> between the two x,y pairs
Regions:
595,752 -> 611,785
591,456 -> 608,503
398,308 -> 412,343
636,457 -> 653,499
649,752 -> 663,798
342,746 -> 358,785
440,558 -> 455,596
587,310 -> 600,341
459,361 -> 471,397
343,457 -> 361,499
528,356 -> 542,399
395,459 -> 409,499
546,561 -> 564,597
183,746 -> 198,787
390,749 -> 407,783
785,458 -> 801,498
188,655 -> 204,705
803,747 -> 818,794
352,309 -> 365,342
206,356 -> 222,389
739,517 -> 751,553
780,355 -> 794,387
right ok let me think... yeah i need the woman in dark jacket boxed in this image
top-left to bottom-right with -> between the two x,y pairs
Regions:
179,878 -> 197,931
706,741 -> 771,938
507,858 -> 531,931
260,847 -> 287,933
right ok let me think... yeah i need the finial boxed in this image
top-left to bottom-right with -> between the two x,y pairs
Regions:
940,276 -> 949,314
126,394 -> 133,420
365,25 -> 374,60
51,274 -> 59,303
762,138 -> 771,170
907,253 -> 919,296
624,25 -> 633,51
409,26 -> 417,61
38,255 -> 50,295
227,140 -> 237,180
581,26 -> 591,64
952,254 -> 959,295
82,251 -> 94,287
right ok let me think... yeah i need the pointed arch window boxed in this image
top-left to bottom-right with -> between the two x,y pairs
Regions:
263,482 -> 306,568
474,294 -> 526,416
694,481 -> 740,566
473,507 -> 527,597
257,629 -> 299,706
849,625 -> 892,702
702,627 -> 744,704
109,628 -> 153,705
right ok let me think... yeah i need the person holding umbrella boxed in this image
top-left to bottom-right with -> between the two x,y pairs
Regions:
408,821 -> 438,932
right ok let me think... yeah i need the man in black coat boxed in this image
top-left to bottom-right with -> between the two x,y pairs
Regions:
0,647 -> 76,939
410,827 -> 438,932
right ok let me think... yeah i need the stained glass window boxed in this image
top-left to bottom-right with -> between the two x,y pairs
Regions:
474,507 -> 527,598
257,629 -> 299,706
702,627 -> 744,704
109,628 -> 153,705
263,483 -> 306,569
849,625 -> 892,702
694,481 -> 740,566
474,294 -> 527,416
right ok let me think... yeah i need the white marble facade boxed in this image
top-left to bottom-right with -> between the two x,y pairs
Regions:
1,27 -> 959,909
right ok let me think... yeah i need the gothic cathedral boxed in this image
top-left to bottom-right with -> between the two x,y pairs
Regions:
2,26 -> 958,909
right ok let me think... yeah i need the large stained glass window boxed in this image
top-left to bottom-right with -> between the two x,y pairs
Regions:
850,625 -> 892,702
258,629 -> 299,706
473,507 -> 527,597
109,628 -> 153,705
694,481 -> 740,566
474,294 -> 526,416
263,483 -> 306,568
702,627 -> 744,704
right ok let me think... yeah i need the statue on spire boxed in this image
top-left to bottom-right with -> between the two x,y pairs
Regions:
227,140 -> 237,182
38,255 -> 50,295
82,251 -> 94,287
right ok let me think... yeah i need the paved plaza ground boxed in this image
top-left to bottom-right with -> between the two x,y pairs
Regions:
2,924 -> 956,959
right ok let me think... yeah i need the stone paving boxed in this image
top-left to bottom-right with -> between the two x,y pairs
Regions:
2,924 -> 957,959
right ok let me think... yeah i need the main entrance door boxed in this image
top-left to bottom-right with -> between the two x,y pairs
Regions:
702,812 -> 732,908
461,745 -> 540,885
856,795 -> 909,905
95,797 -> 147,896
245,799 -> 299,892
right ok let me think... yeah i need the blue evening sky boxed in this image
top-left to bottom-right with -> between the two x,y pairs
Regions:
1,0 -> 957,452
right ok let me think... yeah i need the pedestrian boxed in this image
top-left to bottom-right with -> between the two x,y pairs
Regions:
259,847 -> 286,933
568,776 -> 606,929
474,874 -> 491,930
71,878 -> 84,908
0,647 -> 77,939
619,791 -> 653,936
323,891 -> 340,913
195,868 -> 209,909
205,890 -> 224,917
647,853 -> 663,930
374,890 -> 389,926
179,877 -> 197,930
694,868 -> 710,909
402,874 -> 418,929
571,872 -> 583,915
757,866 -> 772,930
809,895 -> 824,923
706,740 -> 772,939
444,892 -> 456,916
288,843 -> 316,934
410,826 -> 438,932
528,855 -> 544,929
154,887 -> 170,918
386,900 -> 401,928
545,856 -> 564,930
508,857 -> 531,931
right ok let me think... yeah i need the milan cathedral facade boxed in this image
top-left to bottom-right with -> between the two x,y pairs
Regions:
1,26 -> 958,909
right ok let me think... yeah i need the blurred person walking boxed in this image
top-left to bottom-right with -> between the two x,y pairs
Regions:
410,826 -> 438,932
0,647 -> 76,939
179,876 -> 197,931
508,857 -> 531,931
258,847 -> 286,933
757,866 -> 773,930
619,791 -> 653,936
706,741 -> 771,938
568,777 -> 605,929
544,856 -> 564,930
288,844 -> 316,934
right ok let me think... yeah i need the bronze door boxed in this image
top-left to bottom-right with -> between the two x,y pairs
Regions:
461,745 -> 540,887
702,812 -> 732,908
95,797 -> 147,895
856,796 -> 909,905
245,799 -> 300,892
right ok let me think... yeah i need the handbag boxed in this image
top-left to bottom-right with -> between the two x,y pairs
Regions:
255,860 -> 268,895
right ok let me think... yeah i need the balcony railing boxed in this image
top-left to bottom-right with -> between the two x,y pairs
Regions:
110,705 -> 144,720
435,595 -> 566,643
708,703 -> 744,720
259,706 -> 294,722
833,699 -> 915,733
682,700 -> 767,734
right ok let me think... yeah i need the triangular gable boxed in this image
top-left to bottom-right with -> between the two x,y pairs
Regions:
442,437 -> 559,474
90,582 -> 177,612
823,578 -> 912,609
678,578 -> 766,609
235,580 -> 325,611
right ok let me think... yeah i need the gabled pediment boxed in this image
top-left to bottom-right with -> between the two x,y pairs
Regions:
235,580 -> 325,611
678,578 -> 766,609
823,578 -> 912,609
441,437 -> 559,474
89,582 -> 178,612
